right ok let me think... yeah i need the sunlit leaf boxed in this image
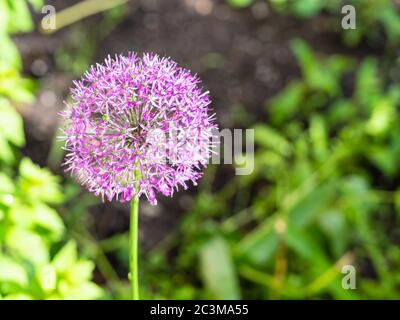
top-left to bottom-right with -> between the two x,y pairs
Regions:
0,98 -> 25,147
18,158 -> 63,204
0,255 -> 28,286
5,228 -> 49,265
200,236 -> 241,299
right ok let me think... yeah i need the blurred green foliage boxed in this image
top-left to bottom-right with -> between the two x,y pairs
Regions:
0,0 -> 103,300
0,0 -> 38,103
272,0 -> 400,46
227,0 -> 254,9
0,159 -> 103,299
227,0 -> 400,46
239,40 -> 400,298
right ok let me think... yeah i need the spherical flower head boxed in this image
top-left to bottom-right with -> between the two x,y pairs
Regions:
61,53 -> 218,205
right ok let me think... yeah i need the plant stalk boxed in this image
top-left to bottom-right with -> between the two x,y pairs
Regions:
40,0 -> 130,34
129,196 -> 140,300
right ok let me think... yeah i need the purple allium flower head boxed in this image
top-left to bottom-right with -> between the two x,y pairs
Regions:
61,53 -> 217,205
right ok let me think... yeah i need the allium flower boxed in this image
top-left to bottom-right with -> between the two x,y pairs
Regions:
61,53 -> 217,205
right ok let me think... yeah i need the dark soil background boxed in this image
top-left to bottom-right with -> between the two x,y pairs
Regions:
13,0 -> 372,251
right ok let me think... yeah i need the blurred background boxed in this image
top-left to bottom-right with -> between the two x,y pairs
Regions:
1,0 -> 400,299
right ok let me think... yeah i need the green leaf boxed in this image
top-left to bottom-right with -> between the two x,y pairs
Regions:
0,136 -> 15,165
291,0 -> 324,18
67,261 -> 95,284
9,199 -> 64,242
8,202 -> 34,229
0,172 -> 15,194
52,241 -> 78,274
6,0 -> 34,33
18,158 -> 63,204
28,0 -> 45,11
342,27 -> 363,47
235,217 -> 278,265
58,281 -> 104,300
243,230 -> 278,265
2,293 -> 32,300
365,99 -> 394,136
269,81 -> 305,124
38,264 -> 57,292
253,124 -> 292,156
0,36 -> 21,70
0,255 -> 28,286
9,203 -> 65,240
286,224 -> 329,268
317,209 -> 348,257
364,145 -> 396,177
0,1 -> 10,35
226,0 -> 253,8
9,200 -> 64,242
291,39 -> 317,82
326,55 -> 354,78
309,115 -> 328,161
327,99 -> 356,127
287,180 -> 337,228
380,5 -> 400,42
5,228 -> 49,265
355,58 -> 380,107
32,204 -> 64,240
200,236 -> 241,299
0,98 -> 25,147
290,39 -> 345,95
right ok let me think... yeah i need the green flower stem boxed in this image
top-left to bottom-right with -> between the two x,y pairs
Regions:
129,196 -> 140,300
40,0 -> 129,34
